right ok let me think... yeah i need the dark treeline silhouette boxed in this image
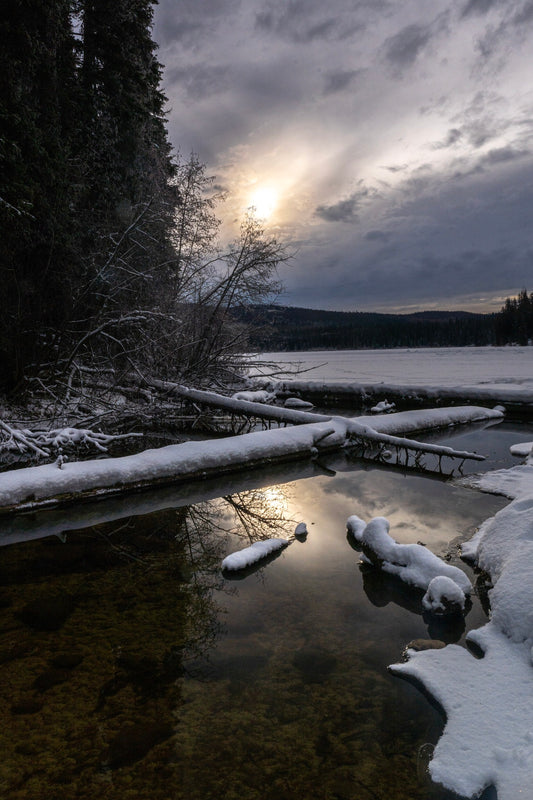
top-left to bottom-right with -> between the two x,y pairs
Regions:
494,289 -> 533,346
237,294 -> 533,351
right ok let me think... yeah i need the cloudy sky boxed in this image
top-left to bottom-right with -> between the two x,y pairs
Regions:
154,0 -> 533,313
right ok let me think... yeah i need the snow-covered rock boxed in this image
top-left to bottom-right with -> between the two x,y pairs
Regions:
422,575 -> 466,615
283,397 -> 314,409
347,515 -> 471,597
221,538 -> 288,571
370,399 -> 395,414
510,441 -> 533,458
294,522 -> 308,537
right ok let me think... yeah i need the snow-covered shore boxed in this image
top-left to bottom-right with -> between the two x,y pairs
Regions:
391,446 -> 533,799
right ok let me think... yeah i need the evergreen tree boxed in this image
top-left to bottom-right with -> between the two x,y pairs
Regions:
0,0 -> 77,391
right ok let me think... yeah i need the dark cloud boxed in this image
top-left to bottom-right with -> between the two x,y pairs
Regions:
461,0 -> 501,18
315,196 -> 360,223
256,3 -> 341,43
382,24 -> 432,70
323,69 -> 363,95
154,0 -> 240,47
481,146 -> 530,165
432,128 -> 462,149
513,1 -> 533,25
381,164 -> 409,173
254,0 -> 370,43
365,230 -> 391,242
165,64 -> 231,100
315,188 -> 374,223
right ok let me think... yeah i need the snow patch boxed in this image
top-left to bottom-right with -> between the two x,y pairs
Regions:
231,390 -> 276,403
370,399 -> 395,414
283,397 -> 314,409
347,514 -> 471,597
222,538 -> 288,571
422,575 -> 466,615
510,441 -> 533,458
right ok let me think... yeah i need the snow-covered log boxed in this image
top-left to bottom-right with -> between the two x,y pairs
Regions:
347,514 -> 471,601
0,421 -> 346,514
222,538 -> 288,571
0,387 -> 500,515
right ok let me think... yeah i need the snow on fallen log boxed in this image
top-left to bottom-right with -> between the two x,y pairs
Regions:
222,538 -> 289,571
0,388 -> 500,515
347,514 -> 471,603
0,421 -> 345,514
274,378 -> 533,410
231,390 -> 276,403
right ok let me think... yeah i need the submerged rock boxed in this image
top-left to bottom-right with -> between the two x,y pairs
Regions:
405,639 -> 446,652
105,721 -> 174,769
293,647 -> 337,684
17,595 -> 75,631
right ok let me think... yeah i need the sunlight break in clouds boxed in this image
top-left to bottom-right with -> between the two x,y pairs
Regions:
154,0 -> 533,313
248,185 -> 278,220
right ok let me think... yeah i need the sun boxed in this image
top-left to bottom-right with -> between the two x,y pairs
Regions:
248,185 -> 278,219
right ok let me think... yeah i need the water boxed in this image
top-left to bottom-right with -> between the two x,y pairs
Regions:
0,419 -> 526,799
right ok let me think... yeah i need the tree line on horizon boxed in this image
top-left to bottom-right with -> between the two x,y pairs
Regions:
0,0 -> 285,397
238,291 -> 533,351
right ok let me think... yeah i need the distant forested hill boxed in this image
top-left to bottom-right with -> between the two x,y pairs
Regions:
234,305 -> 497,350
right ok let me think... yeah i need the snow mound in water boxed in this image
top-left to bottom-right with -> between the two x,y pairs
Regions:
347,514 -> 471,597
222,538 -> 288,571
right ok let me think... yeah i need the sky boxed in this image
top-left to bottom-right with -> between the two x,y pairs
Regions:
153,0 -> 533,314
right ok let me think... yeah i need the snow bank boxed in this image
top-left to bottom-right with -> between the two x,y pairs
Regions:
347,515 -> 471,599
222,538 -> 288,571
391,625 -> 533,799
392,448 -> 533,798
273,375 -> 533,409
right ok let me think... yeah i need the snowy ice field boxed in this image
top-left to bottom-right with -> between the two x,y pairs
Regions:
255,346 -> 533,393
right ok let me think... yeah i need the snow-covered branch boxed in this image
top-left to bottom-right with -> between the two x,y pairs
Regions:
0,422 -> 141,458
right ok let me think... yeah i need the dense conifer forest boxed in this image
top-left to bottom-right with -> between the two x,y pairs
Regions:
238,295 -> 533,351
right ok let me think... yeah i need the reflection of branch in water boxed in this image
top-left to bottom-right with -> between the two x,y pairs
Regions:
222,489 -> 295,543
182,486 -> 296,547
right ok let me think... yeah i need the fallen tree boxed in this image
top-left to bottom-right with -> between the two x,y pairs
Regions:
0,389 -> 501,515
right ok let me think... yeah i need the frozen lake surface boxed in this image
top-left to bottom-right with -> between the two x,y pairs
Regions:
256,346 -> 533,391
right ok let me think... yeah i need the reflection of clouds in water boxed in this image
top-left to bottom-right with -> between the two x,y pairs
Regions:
284,466 -> 506,558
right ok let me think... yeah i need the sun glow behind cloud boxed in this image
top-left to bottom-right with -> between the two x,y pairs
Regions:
248,185 -> 279,219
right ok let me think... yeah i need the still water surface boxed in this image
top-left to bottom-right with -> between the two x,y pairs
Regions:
0,421 -> 529,799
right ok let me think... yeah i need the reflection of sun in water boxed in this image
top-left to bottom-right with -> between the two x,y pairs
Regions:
248,186 -> 278,219
260,486 -> 289,518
